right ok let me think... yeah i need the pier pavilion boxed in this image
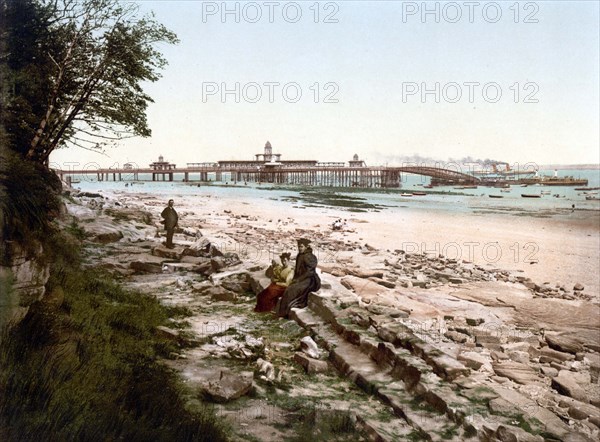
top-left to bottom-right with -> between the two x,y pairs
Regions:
55,141 -> 480,187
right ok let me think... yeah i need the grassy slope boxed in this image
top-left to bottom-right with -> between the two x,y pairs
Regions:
0,224 -> 229,441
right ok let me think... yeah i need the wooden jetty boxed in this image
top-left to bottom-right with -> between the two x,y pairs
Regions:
54,143 -> 480,189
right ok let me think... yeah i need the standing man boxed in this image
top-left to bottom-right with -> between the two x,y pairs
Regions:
161,199 -> 178,248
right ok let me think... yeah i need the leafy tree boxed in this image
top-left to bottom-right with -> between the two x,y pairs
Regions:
1,0 -> 58,158
13,0 -> 178,164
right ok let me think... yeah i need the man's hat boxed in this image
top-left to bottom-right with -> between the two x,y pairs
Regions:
297,238 -> 311,246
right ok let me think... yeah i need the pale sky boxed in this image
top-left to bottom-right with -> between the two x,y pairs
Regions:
50,1 -> 600,170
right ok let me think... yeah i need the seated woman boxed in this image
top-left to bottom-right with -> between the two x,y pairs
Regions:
254,253 -> 294,313
276,238 -> 321,318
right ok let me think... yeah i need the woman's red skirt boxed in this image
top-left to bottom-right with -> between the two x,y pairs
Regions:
254,283 -> 287,312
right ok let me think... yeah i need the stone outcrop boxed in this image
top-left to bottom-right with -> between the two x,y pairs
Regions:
0,242 -> 50,329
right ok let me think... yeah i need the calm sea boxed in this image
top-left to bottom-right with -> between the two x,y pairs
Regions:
72,169 -> 600,216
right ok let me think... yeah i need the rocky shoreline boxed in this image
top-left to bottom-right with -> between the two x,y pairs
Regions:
66,187 -> 600,441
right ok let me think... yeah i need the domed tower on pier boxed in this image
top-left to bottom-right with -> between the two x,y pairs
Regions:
255,141 -> 281,162
349,153 -> 366,167
149,155 -> 176,170
264,141 -> 272,162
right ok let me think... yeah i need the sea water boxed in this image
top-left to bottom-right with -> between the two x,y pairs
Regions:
70,169 -> 600,216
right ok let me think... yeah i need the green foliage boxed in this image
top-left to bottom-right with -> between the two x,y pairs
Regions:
0,232 -> 228,441
22,0 -> 179,162
0,149 -> 62,262
0,0 -> 54,156
0,0 -> 178,162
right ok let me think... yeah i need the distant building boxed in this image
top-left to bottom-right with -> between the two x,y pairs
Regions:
255,141 -> 281,163
349,154 -> 366,167
123,163 -> 134,170
150,155 -> 176,170
217,141 -> 318,169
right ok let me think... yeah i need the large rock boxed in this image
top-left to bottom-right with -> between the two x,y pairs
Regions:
183,237 -> 223,258
545,334 -> 584,355
182,238 -> 210,257
458,351 -> 490,370
368,277 -> 396,289
103,207 -> 153,225
300,336 -> 321,359
83,218 -> 124,243
218,272 -> 252,294
248,270 -> 271,295
491,386 -> 573,439
152,245 -> 182,259
494,425 -> 544,442
129,261 -> 163,274
551,370 -> 588,402
492,361 -> 540,385
540,347 -> 575,363
347,268 -> 384,279
318,263 -> 347,277
180,256 -> 213,275
563,434 -> 596,442
200,371 -> 253,402
210,253 -> 242,272
294,352 -> 329,374
93,230 -> 124,243
195,285 -> 238,302
445,330 -> 468,343
340,275 -> 386,300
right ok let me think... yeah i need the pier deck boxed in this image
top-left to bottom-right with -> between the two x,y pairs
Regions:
55,165 -> 480,188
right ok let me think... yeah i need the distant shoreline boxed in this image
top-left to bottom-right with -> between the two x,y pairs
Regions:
539,164 -> 600,170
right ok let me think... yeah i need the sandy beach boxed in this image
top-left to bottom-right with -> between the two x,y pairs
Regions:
66,182 -> 600,440
118,185 -> 599,298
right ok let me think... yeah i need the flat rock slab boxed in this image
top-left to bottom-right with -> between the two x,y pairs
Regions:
551,371 -> 589,402
200,371 -> 253,403
545,333 -> 584,355
194,285 -> 238,302
152,245 -> 182,259
340,275 -> 388,300
84,219 -> 124,243
492,361 -> 540,385
458,351 -> 491,370
540,347 -> 575,363
294,352 -> 329,374
491,385 -> 572,439
162,262 -> 204,273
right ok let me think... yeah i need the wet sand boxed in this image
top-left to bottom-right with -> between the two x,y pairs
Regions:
110,186 -> 600,297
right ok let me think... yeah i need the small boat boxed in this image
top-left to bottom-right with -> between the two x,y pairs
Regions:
489,195 -> 504,198
412,191 -> 427,196
500,189 -> 511,193
521,194 -> 541,198
462,185 -> 478,189
521,184 -> 528,187
575,186 -> 600,191
424,185 -> 434,189
586,195 -> 600,201
540,191 -> 551,195
400,193 -> 413,197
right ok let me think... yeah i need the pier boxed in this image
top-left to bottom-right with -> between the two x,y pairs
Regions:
56,164 -> 481,188
55,142 -> 480,188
